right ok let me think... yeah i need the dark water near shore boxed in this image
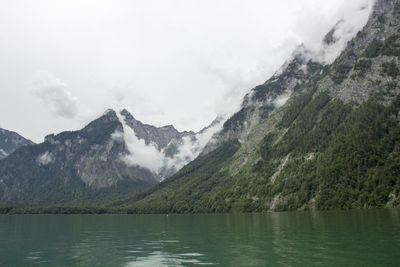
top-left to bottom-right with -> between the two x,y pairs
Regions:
0,209 -> 399,266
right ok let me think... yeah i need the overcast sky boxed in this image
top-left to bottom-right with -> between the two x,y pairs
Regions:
0,0 -> 374,143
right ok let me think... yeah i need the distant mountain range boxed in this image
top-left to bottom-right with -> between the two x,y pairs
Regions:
0,109 -> 221,203
0,128 -> 34,159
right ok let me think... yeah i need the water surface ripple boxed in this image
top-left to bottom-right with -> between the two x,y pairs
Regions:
0,209 -> 399,266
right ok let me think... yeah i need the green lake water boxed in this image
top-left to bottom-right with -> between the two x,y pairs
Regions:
0,209 -> 399,266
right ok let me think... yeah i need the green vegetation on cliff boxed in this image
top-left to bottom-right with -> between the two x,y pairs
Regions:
117,86 -> 399,213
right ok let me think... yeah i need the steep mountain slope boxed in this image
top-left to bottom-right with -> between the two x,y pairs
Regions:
121,0 -> 400,213
0,128 -> 34,159
201,46 -> 323,155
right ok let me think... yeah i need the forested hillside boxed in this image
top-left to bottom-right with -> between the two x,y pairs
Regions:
117,0 -> 400,213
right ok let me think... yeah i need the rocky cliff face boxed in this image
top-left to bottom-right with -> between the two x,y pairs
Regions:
120,109 -> 195,150
315,0 -> 400,104
0,128 -> 34,159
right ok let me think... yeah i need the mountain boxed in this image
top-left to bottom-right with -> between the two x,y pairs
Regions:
119,0 -> 400,213
0,109 -> 218,204
0,128 -> 34,159
0,109 -> 156,203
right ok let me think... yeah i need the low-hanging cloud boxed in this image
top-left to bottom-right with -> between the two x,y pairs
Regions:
36,151 -> 54,165
116,112 -> 165,173
31,71 -> 78,119
115,110 -> 224,176
294,0 -> 374,65
164,119 -> 225,172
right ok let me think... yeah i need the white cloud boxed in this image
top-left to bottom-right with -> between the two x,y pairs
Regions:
36,151 -> 54,165
164,119 -> 225,171
115,110 -> 224,176
116,112 -> 165,173
0,149 -> 7,158
110,130 -> 124,143
292,0 -> 374,64
31,71 -> 78,119
273,91 -> 292,108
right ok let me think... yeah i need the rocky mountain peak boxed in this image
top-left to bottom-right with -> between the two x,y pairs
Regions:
119,108 -> 184,150
0,128 -> 34,160
100,108 -> 119,122
120,108 -> 135,120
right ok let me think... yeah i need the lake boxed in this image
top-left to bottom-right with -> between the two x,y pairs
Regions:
0,209 -> 399,266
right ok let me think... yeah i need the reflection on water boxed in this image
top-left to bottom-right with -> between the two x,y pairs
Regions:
0,210 -> 399,266
119,239 -> 213,266
68,233 -> 215,266
125,249 -> 213,266
25,251 -> 48,265
65,231 -> 214,266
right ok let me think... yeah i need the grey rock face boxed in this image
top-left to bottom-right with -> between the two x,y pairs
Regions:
120,109 -> 194,150
0,128 -> 34,160
315,0 -> 400,104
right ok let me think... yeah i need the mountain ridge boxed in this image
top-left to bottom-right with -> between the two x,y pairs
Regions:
0,108 -> 220,203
